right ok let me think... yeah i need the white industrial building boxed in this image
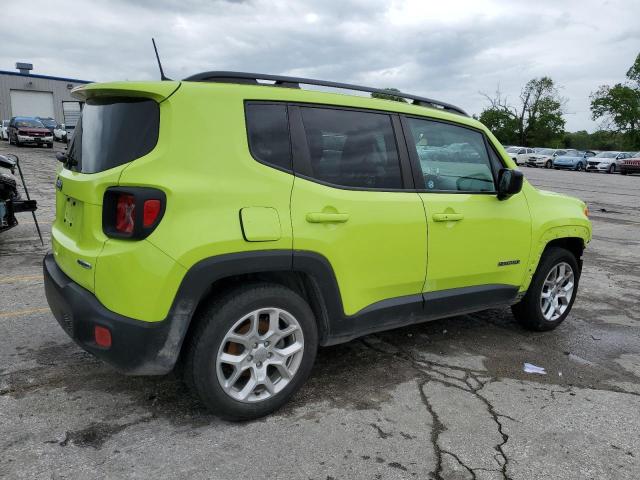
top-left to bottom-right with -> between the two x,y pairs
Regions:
0,63 -> 91,127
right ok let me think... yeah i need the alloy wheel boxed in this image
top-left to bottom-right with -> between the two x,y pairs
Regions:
216,307 -> 304,403
540,262 -> 575,321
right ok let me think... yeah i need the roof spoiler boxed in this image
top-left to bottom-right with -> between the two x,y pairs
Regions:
71,81 -> 180,103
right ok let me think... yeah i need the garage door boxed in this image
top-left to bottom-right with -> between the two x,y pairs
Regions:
62,101 -> 82,128
10,90 -> 55,119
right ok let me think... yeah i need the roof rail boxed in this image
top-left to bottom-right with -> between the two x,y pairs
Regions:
183,71 -> 468,116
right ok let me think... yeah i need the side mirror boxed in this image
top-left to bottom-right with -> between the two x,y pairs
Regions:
497,168 -> 523,201
56,152 -> 68,163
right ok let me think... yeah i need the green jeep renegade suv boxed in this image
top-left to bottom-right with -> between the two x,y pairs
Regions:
44,72 -> 591,420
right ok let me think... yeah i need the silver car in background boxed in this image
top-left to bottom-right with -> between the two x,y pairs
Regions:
586,151 -> 631,173
526,148 -> 577,168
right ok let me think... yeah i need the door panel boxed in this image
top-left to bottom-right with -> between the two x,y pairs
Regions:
291,178 -> 427,315
290,105 -> 427,316
401,115 -> 531,293
420,192 -> 531,291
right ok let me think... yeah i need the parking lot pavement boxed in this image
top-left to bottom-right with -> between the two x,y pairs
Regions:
1,142 -> 639,480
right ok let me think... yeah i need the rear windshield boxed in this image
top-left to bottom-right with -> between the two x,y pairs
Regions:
67,97 -> 159,173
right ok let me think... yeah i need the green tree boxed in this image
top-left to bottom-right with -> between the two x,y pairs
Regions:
479,78 -> 566,146
478,108 -> 520,145
626,52 -> 640,85
562,130 -> 591,150
562,130 -> 632,151
590,52 -> 640,149
371,88 -> 407,103
590,130 -> 624,151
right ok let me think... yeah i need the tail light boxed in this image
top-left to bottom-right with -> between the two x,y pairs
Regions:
103,187 -> 166,239
143,199 -> 162,227
94,325 -> 112,348
116,194 -> 136,233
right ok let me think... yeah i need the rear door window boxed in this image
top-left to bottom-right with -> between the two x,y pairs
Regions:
299,107 -> 402,189
245,103 -> 292,171
68,97 -> 159,173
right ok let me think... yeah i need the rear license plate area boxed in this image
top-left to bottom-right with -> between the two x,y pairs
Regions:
63,196 -> 82,229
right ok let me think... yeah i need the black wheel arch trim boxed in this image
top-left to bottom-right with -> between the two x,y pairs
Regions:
168,250 -> 520,352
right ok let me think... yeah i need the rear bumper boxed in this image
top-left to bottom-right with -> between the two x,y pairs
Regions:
43,253 -> 177,375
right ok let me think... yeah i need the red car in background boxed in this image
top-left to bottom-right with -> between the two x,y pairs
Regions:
621,152 -> 640,175
7,117 -> 54,148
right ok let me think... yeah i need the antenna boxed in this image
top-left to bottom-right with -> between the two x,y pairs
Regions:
152,38 -> 171,81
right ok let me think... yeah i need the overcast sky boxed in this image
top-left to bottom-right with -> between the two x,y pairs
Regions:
4,0 -> 639,131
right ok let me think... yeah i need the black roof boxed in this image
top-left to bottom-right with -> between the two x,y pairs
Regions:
183,71 -> 468,116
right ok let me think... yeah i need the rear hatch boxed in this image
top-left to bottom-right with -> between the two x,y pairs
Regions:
51,81 -> 179,292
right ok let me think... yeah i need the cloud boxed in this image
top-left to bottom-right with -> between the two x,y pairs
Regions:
3,0 -> 638,132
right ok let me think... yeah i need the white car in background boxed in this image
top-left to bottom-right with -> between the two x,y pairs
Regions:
526,148 -> 577,168
586,151 -> 631,174
53,124 -> 67,142
1,120 -> 9,140
505,146 -> 535,165
53,123 -> 75,143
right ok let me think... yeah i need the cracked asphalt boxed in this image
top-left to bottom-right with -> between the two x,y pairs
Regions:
1,140 -> 639,479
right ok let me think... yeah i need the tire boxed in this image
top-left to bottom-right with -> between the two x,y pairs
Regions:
576,162 -> 584,171
608,164 -> 616,174
545,160 -> 552,169
184,283 -> 318,420
511,247 -> 580,332
47,142 -> 53,148
621,170 -> 628,175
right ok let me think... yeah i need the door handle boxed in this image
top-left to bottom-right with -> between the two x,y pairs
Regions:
305,212 -> 350,223
433,213 -> 464,222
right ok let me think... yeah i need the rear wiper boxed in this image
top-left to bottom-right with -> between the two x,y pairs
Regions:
55,151 -> 78,168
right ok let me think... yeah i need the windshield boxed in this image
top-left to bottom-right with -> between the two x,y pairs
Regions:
16,119 -> 44,128
537,148 -> 555,155
67,97 -> 159,174
595,152 -> 618,158
38,118 -> 56,128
